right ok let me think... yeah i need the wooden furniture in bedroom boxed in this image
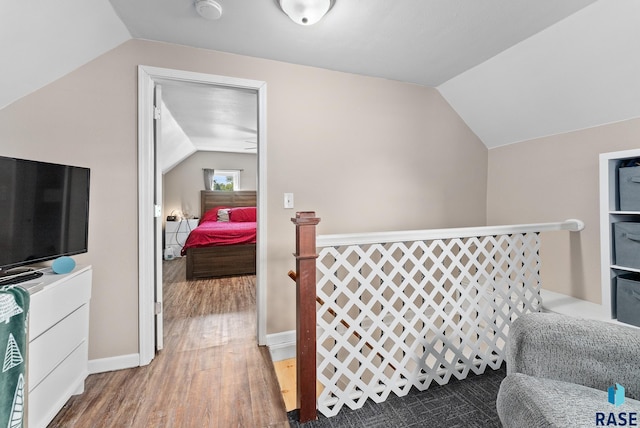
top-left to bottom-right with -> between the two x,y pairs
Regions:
185,190 -> 257,280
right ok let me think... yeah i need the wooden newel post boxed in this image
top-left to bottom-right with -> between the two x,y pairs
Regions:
291,211 -> 321,423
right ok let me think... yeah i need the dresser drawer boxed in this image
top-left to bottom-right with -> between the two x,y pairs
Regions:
29,304 -> 89,392
28,340 -> 88,428
29,270 -> 92,340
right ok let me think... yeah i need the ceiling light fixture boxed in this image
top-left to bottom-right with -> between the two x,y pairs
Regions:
195,0 -> 223,20
278,0 -> 334,26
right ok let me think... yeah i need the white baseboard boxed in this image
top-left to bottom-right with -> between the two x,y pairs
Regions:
267,330 -> 296,362
88,353 -> 141,374
87,332 -> 296,374
88,333 -> 296,374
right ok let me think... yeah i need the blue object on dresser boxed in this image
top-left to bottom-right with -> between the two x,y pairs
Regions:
52,256 -> 76,274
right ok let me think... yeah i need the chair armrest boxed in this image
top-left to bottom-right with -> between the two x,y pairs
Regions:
507,312 -> 640,400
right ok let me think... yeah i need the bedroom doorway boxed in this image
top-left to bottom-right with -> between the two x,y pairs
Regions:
138,66 -> 267,366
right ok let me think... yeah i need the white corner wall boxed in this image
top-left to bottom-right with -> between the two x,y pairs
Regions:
439,0 -> 640,148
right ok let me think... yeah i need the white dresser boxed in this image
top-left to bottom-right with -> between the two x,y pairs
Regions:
165,219 -> 199,258
23,265 -> 92,428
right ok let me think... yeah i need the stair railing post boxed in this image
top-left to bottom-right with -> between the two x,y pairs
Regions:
291,211 -> 321,423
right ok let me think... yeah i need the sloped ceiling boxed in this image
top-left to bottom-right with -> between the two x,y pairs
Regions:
157,99 -> 197,175
0,0 -> 129,110
107,0 -> 596,88
3,0 -> 639,149
438,0 -> 640,148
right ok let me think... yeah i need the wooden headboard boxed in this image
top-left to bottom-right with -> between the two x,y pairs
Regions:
200,190 -> 257,217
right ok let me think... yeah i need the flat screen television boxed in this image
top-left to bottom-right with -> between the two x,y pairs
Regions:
0,155 -> 90,275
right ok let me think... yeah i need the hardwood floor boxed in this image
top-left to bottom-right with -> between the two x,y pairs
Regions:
49,258 -> 289,427
273,359 -> 324,413
273,359 -> 297,412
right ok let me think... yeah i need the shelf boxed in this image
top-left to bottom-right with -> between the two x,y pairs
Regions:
600,148 -> 640,321
610,265 -> 640,274
610,211 -> 640,215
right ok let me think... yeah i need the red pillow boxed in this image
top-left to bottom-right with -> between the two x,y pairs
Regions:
200,206 -> 230,224
228,206 -> 257,222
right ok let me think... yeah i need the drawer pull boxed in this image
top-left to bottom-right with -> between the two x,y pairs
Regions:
626,233 -> 640,242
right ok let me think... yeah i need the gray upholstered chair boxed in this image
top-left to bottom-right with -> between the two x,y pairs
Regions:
496,312 -> 640,427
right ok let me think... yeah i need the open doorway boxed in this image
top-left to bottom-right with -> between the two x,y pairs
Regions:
138,66 -> 267,365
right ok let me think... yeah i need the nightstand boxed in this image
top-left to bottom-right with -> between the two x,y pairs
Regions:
164,219 -> 199,258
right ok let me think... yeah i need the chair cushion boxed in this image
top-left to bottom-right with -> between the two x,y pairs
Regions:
507,313 -> 640,400
497,373 -> 640,428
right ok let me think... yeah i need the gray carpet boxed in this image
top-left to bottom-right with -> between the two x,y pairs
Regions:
288,365 -> 506,428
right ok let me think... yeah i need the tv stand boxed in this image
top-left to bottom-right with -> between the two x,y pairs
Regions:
25,265 -> 92,428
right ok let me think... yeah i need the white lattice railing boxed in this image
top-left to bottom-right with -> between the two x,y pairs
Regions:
313,219 -> 584,417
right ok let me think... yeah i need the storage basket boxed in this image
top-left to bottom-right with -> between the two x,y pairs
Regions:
616,273 -> 640,327
613,222 -> 640,269
619,163 -> 640,211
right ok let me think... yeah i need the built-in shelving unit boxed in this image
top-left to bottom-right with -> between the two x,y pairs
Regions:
599,148 -> 640,321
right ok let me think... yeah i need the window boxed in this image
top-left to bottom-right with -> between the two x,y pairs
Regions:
204,169 -> 241,191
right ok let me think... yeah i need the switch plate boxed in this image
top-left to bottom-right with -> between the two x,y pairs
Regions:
284,193 -> 294,209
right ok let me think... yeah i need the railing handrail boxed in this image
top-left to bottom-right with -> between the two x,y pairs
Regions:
316,219 -> 584,247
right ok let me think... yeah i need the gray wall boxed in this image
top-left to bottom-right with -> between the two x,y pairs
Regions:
487,117 -> 640,303
0,39 -> 487,360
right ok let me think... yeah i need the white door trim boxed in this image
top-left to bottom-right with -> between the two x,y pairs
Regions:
137,65 -> 268,366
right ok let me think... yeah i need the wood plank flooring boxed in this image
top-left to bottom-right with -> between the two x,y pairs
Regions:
273,359 -> 324,413
48,258 -> 289,427
273,359 -> 297,412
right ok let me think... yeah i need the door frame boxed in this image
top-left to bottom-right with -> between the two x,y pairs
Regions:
137,65 -> 268,366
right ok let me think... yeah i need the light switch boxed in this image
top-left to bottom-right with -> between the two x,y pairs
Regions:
284,193 -> 294,209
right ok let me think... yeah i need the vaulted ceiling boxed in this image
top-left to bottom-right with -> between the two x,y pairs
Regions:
2,0 -> 639,149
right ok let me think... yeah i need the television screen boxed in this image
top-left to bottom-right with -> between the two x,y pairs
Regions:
0,156 -> 90,271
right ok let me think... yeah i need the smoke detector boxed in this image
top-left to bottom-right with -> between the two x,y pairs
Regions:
195,0 -> 223,20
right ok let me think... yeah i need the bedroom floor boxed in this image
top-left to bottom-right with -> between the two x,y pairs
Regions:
48,257 -> 289,427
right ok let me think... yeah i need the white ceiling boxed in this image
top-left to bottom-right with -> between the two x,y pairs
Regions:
108,0 -> 597,87
160,81 -> 258,155
439,0 -> 640,148
3,0 -> 639,149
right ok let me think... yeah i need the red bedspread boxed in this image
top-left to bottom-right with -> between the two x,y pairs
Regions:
181,220 -> 256,255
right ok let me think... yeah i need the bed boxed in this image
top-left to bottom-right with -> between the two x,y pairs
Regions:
183,190 -> 257,279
